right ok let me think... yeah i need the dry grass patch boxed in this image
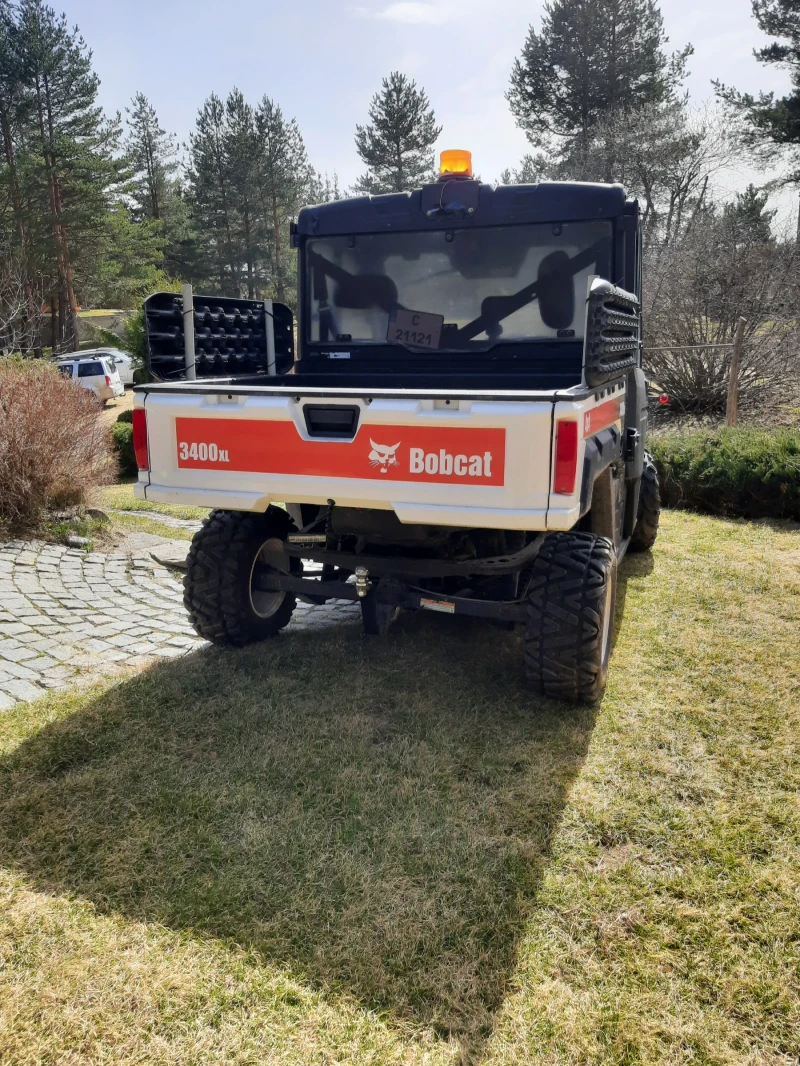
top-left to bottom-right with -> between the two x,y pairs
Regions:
0,511 -> 798,1065
108,511 -> 195,541
98,480 -> 208,521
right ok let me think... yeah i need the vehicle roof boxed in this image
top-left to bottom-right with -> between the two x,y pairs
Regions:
57,350 -> 120,361
297,180 -> 631,238
57,355 -> 102,362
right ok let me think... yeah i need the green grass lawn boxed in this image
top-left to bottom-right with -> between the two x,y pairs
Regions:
1,511 -> 798,1065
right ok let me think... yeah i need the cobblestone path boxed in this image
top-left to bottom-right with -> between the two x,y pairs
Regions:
0,540 -> 358,711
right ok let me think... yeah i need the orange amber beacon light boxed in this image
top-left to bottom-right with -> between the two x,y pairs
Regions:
438,148 -> 473,180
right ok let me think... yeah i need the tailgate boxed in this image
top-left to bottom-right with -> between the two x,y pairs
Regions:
135,390 -> 555,531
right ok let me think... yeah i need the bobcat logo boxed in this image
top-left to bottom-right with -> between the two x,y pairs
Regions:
368,439 -> 400,473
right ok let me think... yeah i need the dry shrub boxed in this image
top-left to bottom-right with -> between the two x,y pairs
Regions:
643,212 -> 800,417
0,358 -> 115,535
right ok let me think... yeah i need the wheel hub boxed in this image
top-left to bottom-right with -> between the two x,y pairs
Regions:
249,537 -> 289,618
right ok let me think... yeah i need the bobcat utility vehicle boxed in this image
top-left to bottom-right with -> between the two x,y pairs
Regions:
133,149 -> 660,703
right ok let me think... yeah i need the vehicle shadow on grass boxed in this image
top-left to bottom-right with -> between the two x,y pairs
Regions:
0,611 -> 603,1063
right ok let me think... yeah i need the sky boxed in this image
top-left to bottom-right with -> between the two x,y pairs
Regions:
62,0 -> 797,221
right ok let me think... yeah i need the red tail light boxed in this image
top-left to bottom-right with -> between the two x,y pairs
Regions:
105,375 -> 111,386
553,420 -> 579,495
132,408 -> 149,471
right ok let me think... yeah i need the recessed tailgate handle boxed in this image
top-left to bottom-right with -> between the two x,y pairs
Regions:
303,404 -> 360,439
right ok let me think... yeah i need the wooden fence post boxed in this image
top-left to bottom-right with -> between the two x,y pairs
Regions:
726,317 -> 747,427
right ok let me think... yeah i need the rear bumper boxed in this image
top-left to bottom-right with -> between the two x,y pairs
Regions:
137,481 -> 557,531
134,384 -> 622,532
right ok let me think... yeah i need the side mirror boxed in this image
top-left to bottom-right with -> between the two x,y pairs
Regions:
537,250 -> 575,330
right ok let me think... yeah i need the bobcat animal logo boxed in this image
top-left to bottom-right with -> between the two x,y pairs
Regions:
368,439 -> 400,473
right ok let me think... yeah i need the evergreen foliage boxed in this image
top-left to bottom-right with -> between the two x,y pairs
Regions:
124,93 -> 177,224
0,0 -> 162,351
715,0 -> 800,184
723,183 -> 777,242
651,428 -> 800,520
186,89 -> 313,305
508,0 -> 692,179
354,71 -> 441,193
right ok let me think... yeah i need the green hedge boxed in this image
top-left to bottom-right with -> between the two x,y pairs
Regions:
650,428 -> 800,521
115,408 -> 134,425
111,422 -> 137,478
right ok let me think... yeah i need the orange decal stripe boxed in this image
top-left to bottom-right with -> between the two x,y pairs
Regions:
583,398 -> 622,438
175,418 -> 506,486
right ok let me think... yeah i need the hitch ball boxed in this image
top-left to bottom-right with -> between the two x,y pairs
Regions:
354,566 -> 371,598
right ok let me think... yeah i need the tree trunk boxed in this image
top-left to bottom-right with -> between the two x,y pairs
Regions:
36,72 -> 79,350
50,290 -> 58,353
51,174 -> 80,349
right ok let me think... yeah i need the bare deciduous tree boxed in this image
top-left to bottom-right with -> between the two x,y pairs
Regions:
643,208 -> 800,415
0,254 -> 42,354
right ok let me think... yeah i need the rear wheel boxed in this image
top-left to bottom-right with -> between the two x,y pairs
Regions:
524,532 -> 617,703
184,507 -> 297,646
629,452 -> 660,553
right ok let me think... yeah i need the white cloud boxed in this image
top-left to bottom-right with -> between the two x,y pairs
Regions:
352,3 -> 450,25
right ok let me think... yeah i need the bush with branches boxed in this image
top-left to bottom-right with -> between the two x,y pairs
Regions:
0,359 -> 115,535
643,196 -> 800,417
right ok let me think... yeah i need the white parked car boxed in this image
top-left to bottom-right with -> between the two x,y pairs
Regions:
93,347 -> 135,386
57,354 -> 125,404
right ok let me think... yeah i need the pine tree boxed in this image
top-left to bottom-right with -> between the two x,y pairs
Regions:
715,0 -> 800,236
187,89 -> 313,305
354,71 -> 441,193
124,92 -> 177,223
224,89 -> 262,298
254,95 -> 312,304
0,2 -> 35,330
188,92 -> 239,295
508,0 -> 692,180
723,183 -> 777,243
309,169 -> 344,203
716,0 -> 800,154
14,0 -> 127,349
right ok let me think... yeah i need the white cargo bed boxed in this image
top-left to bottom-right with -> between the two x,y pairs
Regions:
134,382 -> 625,532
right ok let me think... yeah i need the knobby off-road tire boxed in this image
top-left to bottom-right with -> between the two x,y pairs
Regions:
525,531 -> 617,704
629,452 -> 661,553
184,507 -> 297,646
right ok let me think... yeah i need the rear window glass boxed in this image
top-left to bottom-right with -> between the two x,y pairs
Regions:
77,362 -> 103,377
57,365 -> 73,378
